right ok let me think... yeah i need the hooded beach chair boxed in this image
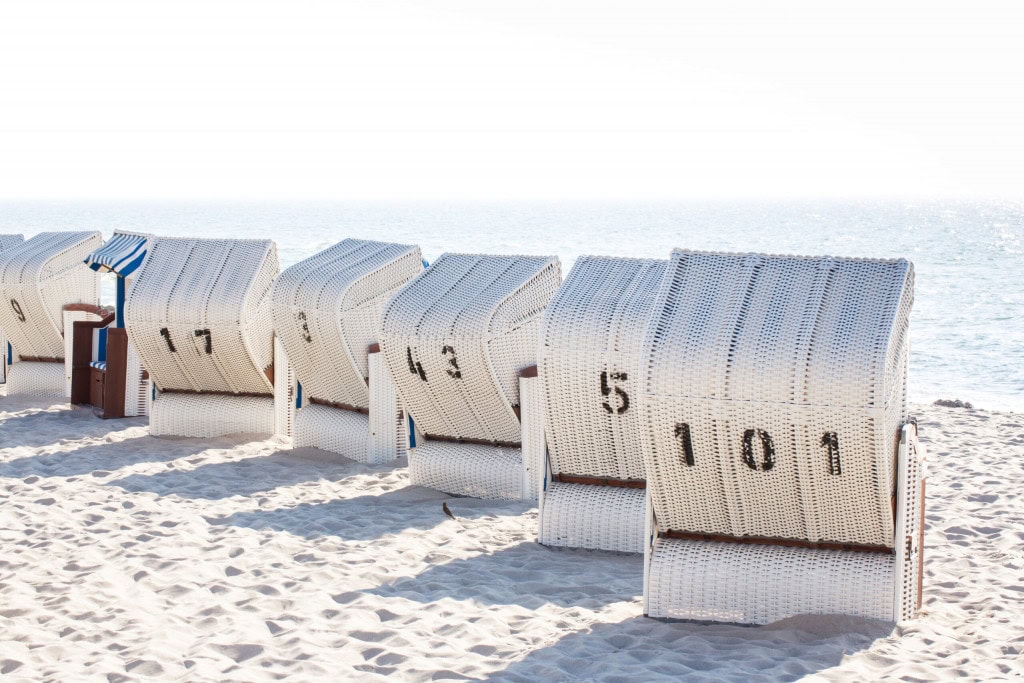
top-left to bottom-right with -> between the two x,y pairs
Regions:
66,231 -> 153,418
0,231 -> 104,397
640,249 -> 925,624
535,256 -> 667,553
270,238 -> 423,462
124,238 -> 282,437
0,233 -> 26,385
378,253 -> 561,500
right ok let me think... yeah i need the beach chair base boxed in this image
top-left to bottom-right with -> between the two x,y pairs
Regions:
150,393 -> 275,438
540,482 -> 646,553
294,404 -> 370,461
646,538 -> 896,623
410,441 -> 527,500
5,361 -> 66,397
643,423 -> 926,624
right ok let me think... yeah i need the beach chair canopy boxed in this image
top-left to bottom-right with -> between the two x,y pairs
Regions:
640,249 -> 914,548
84,231 -> 149,277
0,231 -> 103,360
0,234 -> 24,253
540,256 -> 667,482
380,253 -> 561,445
125,238 -> 279,395
271,238 -> 422,410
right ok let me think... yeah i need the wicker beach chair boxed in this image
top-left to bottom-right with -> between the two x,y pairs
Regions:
379,253 -> 561,500
0,231 -> 103,397
640,249 -> 925,624
67,231 -> 153,418
270,238 -> 423,462
535,256 -> 667,553
0,233 -> 26,385
125,238 -> 281,437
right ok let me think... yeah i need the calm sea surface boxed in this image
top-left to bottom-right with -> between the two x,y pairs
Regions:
2,200 -> 1021,412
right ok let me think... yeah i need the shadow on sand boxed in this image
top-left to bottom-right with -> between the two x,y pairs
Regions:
107,447 -> 404,500
206,485 -> 482,543
0,434 -> 212,479
0,401 -> 147,450
490,613 -> 894,682
358,541 -> 642,610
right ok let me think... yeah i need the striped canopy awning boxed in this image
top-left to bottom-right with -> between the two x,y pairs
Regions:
84,232 -> 149,277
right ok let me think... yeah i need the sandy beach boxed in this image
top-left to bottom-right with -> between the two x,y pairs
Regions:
1,389 -> 1021,682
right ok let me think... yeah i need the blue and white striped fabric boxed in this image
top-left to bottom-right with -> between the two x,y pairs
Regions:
84,232 -> 149,276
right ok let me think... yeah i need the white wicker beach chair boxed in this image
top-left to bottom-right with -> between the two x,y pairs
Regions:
124,238 -> 280,437
270,238 -> 423,462
0,231 -> 103,397
0,233 -> 26,384
535,256 -> 667,553
640,249 -> 925,624
66,231 -> 152,418
379,253 -> 561,500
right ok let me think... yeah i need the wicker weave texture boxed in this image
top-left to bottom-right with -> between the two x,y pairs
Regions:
540,256 -> 667,480
646,538 -> 895,623
271,239 -> 422,410
125,238 -> 278,395
293,404 -> 370,459
273,337 -> 295,438
640,250 -> 914,547
894,423 -> 925,622
409,440 -> 525,500
150,392 -> 275,437
0,231 -> 19,382
0,232 -> 102,361
5,361 -> 66,397
124,341 -> 149,417
540,482 -> 646,553
379,253 -> 561,444
368,351 -> 407,464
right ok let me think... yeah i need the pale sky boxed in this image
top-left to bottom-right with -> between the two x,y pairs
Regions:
1,1 -> 1021,200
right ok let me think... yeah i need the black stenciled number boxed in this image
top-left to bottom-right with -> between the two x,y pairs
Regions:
442,345 -> 462,379
159,327 -> 177,352
297,311 -> 312,343
600,371 -> 630,414
10,299 -> 26,323
194,329 -> 212,354
674,422 -> 695,467
822,431 -> 841,475
406,346 -> 427,381
742,429 -> 775,471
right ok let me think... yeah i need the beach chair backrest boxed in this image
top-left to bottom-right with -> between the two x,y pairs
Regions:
540,256 -> 667,481
0,231 -> 102,360
640,249 -> 913,547
271,238 -> 422,410
125,238 -> 279,395
380,253 -> 561,444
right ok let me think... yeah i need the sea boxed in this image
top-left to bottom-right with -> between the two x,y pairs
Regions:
1,200 -> 1021,412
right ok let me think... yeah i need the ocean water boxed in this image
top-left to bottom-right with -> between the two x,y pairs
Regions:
1,200 -> 1021,412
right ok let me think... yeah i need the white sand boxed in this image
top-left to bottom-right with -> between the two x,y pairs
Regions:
1,392 -> 1022,682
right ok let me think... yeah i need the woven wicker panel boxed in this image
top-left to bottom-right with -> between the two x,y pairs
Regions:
271,239 -> 422,410
379,253 -> 561,444
0,233 -> 24,260
0,232 -> 102,360
294,404 -> 370,460
540,256 -> 666,480
150,393 -> 275,437
409,440 -> 525,500
640,250 -> 914,547
125,238 -> 278,395
5,361 -> 66,397
540,482 -> 646,552
647,538 -> 895,623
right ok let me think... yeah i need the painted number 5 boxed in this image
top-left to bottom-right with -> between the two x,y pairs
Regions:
600,371 -> 629,414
